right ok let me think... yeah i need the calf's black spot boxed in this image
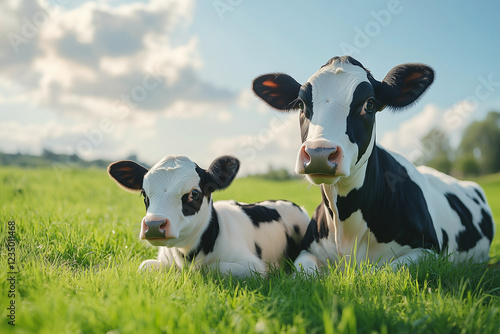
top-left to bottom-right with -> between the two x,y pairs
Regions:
186,208 -> 220,261
300,201 -> 329,251
474,188 -> 485,203
236,203 -> 281,227
285,233 -> 301,261
181,191 -> 204,216
255,243 -> 262,259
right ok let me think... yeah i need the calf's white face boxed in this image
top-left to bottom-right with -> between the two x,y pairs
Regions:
253,56 -> 434,185
108,155 -> 239,248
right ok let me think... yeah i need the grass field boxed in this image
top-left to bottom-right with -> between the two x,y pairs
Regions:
1,167 -> 499,333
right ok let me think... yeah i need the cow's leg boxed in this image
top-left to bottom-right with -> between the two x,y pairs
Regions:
294,250 -> 320,274
389,248 -> 430,269
210,259 -> 266,277
138,259 -> 162,271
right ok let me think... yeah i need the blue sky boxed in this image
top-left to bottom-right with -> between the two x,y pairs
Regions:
1,0 -> 499,175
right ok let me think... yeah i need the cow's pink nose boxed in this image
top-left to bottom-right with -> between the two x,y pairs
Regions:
142,218 -> 170,240
299,145 -> 342,175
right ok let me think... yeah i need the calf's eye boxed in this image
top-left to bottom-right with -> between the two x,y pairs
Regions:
190,189 -> 201,201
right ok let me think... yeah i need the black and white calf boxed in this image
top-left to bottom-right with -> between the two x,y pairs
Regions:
253,56 -> 495,272
108,155 -> 309,276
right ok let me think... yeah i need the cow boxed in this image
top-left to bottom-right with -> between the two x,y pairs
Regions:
107,155 -> 310,277
252,55 -> 495,273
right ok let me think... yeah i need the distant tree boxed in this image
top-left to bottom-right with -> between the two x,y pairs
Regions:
250,165 -> 297,181
458,111 -> 500,175
126,153 -> 138,162
455,154 -> 480,177
415,127 -> 453,174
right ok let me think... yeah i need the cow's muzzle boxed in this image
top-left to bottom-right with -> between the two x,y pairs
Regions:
141,218 -> 172,240
297,145 -> 343,176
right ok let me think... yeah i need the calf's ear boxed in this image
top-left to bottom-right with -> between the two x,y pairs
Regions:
205,156 -> 240,192
252,73 -> 302,110
377,63 -> 434,109
108,160 -> 148,193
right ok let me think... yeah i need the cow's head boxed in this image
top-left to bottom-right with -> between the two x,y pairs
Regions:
252,56 -> 434,185
108,155 -> 239,247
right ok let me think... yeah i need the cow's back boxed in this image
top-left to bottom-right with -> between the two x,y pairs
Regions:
415,164 -> 495,262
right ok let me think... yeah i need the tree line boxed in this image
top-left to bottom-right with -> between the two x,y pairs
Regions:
415,111 -> 500,177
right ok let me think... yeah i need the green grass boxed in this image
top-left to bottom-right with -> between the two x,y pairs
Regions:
1,167 -> 499,333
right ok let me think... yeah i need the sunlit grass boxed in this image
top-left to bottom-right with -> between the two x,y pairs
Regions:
0,167 -> 499,333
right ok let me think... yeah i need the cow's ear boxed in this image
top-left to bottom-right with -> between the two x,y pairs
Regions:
253,73 -> 302,110
108,160 -> 148,193
205,155 -> 240,192
377,64 -> 434,109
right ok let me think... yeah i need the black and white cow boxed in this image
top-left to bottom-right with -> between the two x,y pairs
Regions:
108,155 -> 309,277
252,56 -> 495,272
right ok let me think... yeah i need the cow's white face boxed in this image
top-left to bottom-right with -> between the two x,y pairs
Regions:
294,60 -> 377,184
139,156 -> 211,247
108,155 -> 240,248
253,56 -> 434,186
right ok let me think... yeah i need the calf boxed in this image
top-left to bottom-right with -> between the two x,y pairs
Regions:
108,155 -> 309,277
252,56 -> 495,273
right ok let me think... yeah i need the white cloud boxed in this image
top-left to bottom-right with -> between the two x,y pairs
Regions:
207,113 -> 301,175
0,0 -> 236,118
237,89 -> 270,115
379,100 -> 477,162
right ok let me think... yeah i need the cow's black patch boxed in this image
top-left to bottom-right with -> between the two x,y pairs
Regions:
299,111 -> 310,144
236,203 -> 281,227
285,233 -> 301,261
444,193 -> 482,252
195,157 -> 239,194
181,190 -> 204,216
441,229 -> 449,251
195,165 -> 213,198
299,82 -> 313,142
474,188 -> 486,203
252,73 -> 302,110
320,56 -> 340,69
186,208 -> 220,261
293,225 -> 300,235
298,82 -> 313,143
321,188 -> 334,218
255,243 -> 262,259
140,189 -> 150,210
300,201 -> 329,251
346,82 -> 376,164
299,82 -> 313,119
336,147 -> 439,250
320,56 -> 370,73
479,208 -> 494,243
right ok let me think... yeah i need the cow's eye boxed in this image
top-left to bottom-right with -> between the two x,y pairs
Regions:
297,100 -> 304,111
362,99 -> 375,115
190,189 -> 201,201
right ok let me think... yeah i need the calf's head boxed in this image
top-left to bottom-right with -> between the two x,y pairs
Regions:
253,56 -> 434,185
108,155 -> 239,247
